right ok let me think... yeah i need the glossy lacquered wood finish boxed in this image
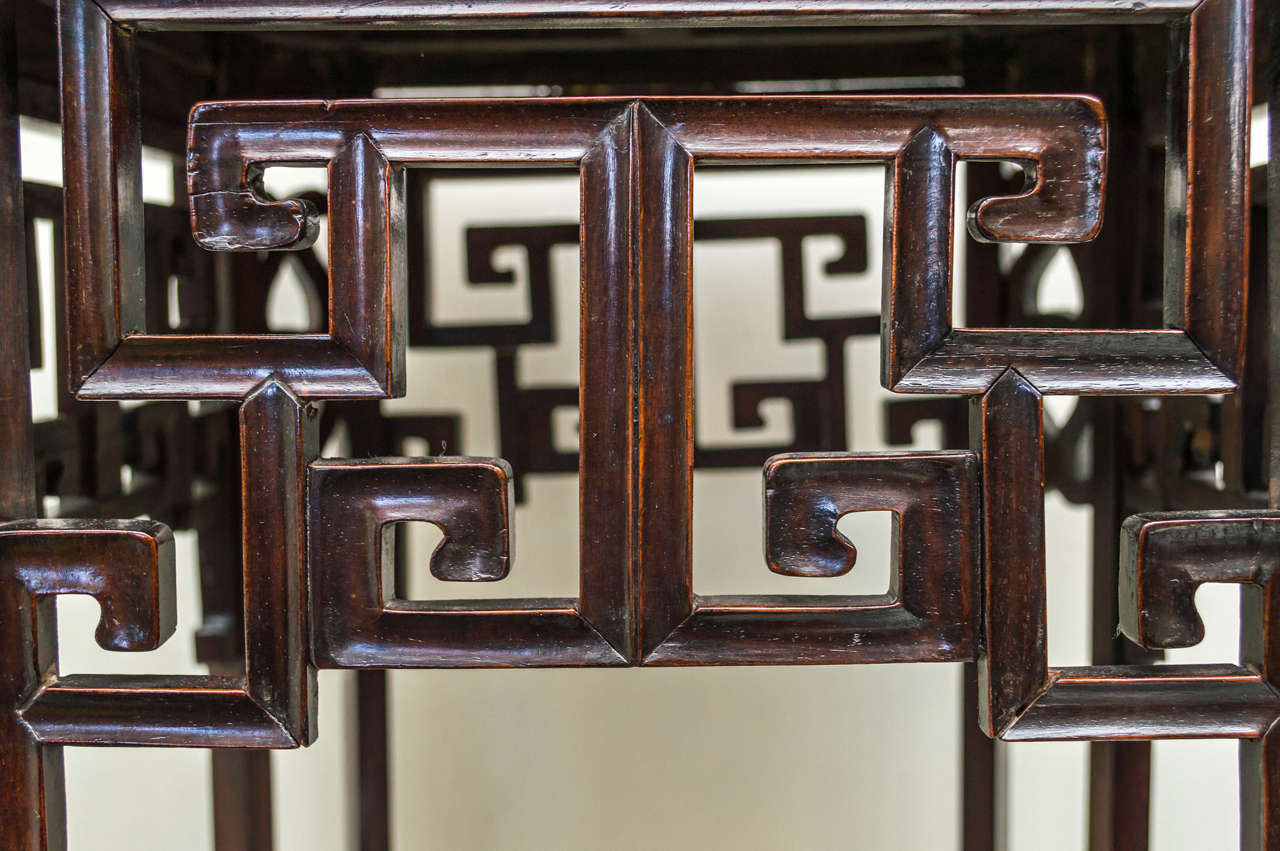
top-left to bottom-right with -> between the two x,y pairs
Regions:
0,0 -> 34,527
994,512 -> 1280,741
627,94 -> 1107,663
2,4 -> 58,845
0,520 -> 175,848
16,382 -> 317,749
93,0 -> 1207,29
0,0 -> 1266,848
1259,12 -> 1280,849
973,368 -> 1047,735
183,94 -> 1092,668
308,457 -> 628,668
640,450 -> 979,665
61,0 -> 408,400
975,395 -> 1280,743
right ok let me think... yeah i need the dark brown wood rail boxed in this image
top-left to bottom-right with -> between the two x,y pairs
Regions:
0,0 -> 1267,847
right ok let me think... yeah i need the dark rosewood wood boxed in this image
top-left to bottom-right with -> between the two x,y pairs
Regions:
1167,0 -> 1253,383
975,391 -> 1280,744
1,7 -> 53,848
58,0 -> 144,388
92,0 -> 1208,28
633,101 -> 693,660
0,520 -> 175,850
626,94 -> 1108,664
1119,512 -> 1280,650
973,368 -> 1047,735
640,450 -> 979,665
2,0 -> 1265,847
1000,666 -> 1280,740
351,670 -> 389,851
1258,12 -> 1280,848
18,381 -> 317,748
962,662 -> 999,851
0,0 -> 34,525
210,748 -> 274,851
307,457 -> 618,669
893,330 -> 1233,395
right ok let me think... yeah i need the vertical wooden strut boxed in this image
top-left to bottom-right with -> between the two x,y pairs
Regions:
1246,9 -> 1280,846
633,103 -> 694,660
2,0 -> 1263,843
973,368 -> 1047,737
0,2 -> 52,847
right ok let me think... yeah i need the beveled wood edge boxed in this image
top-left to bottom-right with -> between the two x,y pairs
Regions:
76,336 -> 388,400
891,328 -> 1237,395
998,665 -> 1280,741
96,0 -> 1204,30
640,603 -> 973,666
20,676 -> 302,748
314,609 -> 630,668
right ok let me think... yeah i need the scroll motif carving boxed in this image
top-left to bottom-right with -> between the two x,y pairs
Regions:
4,0 -> 1263,844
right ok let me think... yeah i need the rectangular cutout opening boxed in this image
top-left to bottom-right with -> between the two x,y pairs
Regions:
689,163 -> 899,598
381,167 -> 583,602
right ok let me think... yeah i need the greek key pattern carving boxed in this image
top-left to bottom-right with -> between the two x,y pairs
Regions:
0,0 -> 1265,847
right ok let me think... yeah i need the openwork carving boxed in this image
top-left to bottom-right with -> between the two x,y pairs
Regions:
407,211 -> 871,496
721,450 -> 979,663
306,456 -> 619,669
0,0 -> 1266,847
14,380 -> 318,747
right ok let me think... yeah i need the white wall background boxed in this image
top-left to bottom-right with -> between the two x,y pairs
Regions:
18,115 -> 1244,850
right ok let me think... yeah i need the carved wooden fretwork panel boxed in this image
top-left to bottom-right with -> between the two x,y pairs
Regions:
0,0 -> 1266,848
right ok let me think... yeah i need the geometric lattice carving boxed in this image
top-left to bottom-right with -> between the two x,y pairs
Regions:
1,0 -> 1262,846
